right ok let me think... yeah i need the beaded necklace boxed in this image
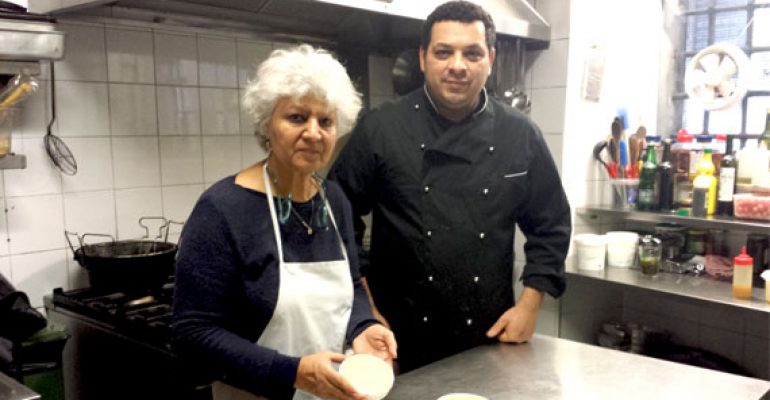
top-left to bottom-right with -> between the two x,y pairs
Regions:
266,164 -> 329,235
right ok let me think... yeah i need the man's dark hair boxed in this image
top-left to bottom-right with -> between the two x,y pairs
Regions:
421,1 -> 496,50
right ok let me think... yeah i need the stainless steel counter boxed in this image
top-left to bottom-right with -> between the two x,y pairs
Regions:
0,371 -> 39,400
567,264 -> 770,313
384,335 -> 770,400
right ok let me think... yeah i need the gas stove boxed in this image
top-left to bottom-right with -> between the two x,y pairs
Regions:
45,281 -> 210,400
51,283 -> 174,350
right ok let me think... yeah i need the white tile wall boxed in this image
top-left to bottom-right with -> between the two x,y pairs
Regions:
0,257 -> 10,282
109,83 -> 158,135
106,27 -> 155,84
114,187 -> 163,239
157,86 -> 201,135
6,194 -> 65,254
10,250 -> 68,308
54,81 -> 110,137
112,136 -> 161,188
0,206 -> 8,257
236,40 -> 272,88
202,136 -> 242,183
154,33 -> 198,86
55,22 -> 107,82
63,190 -> 117,237
159,136 -> 203,185
200,88 -> 240,135
198,36 -> 238,88
61,137 -> 114,192
4,138 -> 62,197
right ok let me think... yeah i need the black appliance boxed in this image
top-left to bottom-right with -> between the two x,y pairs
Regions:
45,280 -> 211,400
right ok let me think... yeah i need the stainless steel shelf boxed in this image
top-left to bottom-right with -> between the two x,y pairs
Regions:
567,265 -> 770,314
578,206 -> 770,234
0,154 -> 26,169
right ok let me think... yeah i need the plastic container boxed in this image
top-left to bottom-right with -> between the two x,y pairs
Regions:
339,354 -> 394,400
733,193 -> 770,221
732,246 -> 753,299
574,234 -> 606,271
762,270 -> 770,304
606,231 -> 639,268
610,179 -> 639,209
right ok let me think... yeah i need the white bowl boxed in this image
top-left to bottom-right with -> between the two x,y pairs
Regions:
338,353 -> 394,400
437,394 -> 488,400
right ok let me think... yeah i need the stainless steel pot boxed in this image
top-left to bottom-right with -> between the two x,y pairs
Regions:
65,217 -> 182,291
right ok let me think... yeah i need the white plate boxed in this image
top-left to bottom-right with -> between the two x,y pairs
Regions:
338,353 -> 394,400
437,394 -> 488,400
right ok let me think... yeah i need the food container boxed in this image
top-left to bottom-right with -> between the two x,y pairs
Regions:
574,234 -> 606,271
606,231 -> 639,268
733,193 -> 770,221
339,354 -> 393,400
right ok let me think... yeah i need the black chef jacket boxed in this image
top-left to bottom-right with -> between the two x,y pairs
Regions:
329,87 -> 571,371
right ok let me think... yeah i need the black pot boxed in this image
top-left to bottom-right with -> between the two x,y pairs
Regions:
73,240 -> 177,291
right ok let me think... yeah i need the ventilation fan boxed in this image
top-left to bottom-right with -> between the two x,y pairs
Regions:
684,43 -> 751,111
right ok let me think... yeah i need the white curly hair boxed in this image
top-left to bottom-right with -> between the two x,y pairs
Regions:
242,44 -> 362,150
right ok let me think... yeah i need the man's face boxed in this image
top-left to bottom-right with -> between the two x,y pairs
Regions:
420,20 -> 495,121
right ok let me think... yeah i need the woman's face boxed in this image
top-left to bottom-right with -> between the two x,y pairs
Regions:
267,95 -> 337,175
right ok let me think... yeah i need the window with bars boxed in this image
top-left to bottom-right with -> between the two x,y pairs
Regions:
677,0 -> 770,135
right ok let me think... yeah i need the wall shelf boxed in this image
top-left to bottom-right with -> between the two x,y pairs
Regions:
577,206 -> 770,234
0,153 -> 26,169
567,265 -> 770,314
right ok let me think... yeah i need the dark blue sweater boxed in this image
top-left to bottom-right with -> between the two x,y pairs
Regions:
172,175 -> 378,399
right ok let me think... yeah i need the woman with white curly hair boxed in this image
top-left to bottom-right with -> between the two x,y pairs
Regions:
173,44 -> 397,400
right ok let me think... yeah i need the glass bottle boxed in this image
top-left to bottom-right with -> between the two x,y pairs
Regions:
657,139 -> 674,212
760,108 -> 770,150
732,246 -> 753,299
692,148 -> 716,216
717,136 -> 737,216
637,144 -> 658,211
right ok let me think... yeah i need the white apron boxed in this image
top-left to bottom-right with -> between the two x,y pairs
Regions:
212,164 -> 354,400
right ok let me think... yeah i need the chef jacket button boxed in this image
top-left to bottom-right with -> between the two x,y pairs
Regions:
489,146 -> 495,153
420,143 -> 425,150
428,275 -> 434,282
473,276 -> 479,283
482,188 -> 489,195
424,186 -> 430,193
423,316 -> 429,322
466,318 -> 473,326
414,104 -> 420,110
426,230 -> 432,238
479,232 -> 485,239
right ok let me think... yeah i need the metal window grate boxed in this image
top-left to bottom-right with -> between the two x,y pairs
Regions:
677,0 -> 770,135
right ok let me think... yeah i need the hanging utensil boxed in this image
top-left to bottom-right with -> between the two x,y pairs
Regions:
44,61 -> 77,175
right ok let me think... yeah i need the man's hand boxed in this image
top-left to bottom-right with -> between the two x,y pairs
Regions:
485,287 -> 544,343
352,324 -> 398,364
295,352 -> 366,400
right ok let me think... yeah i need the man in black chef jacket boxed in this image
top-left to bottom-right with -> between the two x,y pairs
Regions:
330,0 -> 571,372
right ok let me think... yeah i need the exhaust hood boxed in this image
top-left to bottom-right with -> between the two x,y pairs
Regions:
0,2 -> 64,62
27,0 -> 550,49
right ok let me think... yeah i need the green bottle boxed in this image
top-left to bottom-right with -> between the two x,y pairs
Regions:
637,143 -> 658,211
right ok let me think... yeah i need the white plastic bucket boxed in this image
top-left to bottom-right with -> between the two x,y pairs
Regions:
574,234 -> 606,271
606,231 -> 639,268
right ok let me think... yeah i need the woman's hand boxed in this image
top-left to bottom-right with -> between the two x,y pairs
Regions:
351,324 -> 398,364
295,351 -> 365,400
